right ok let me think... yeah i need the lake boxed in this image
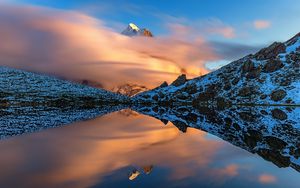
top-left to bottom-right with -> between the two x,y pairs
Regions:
0,106 -> 299,188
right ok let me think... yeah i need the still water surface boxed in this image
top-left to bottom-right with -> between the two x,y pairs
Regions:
0,109 -> 299,188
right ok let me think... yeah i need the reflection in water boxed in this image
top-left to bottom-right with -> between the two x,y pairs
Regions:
128,165 -> 153,181
133,105 -> 300,172
0,105 -> 299,187
0,103 -> 126,139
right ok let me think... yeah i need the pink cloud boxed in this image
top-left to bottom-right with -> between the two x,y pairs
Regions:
207,26 -> 235,38
259,174 -> 277,184
253,20 -> 271,30
0,5 -> 221,89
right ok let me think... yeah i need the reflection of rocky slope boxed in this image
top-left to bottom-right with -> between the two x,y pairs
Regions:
0,103 -> 127,139
133,105 -> 300,172
134,33 -> 300,105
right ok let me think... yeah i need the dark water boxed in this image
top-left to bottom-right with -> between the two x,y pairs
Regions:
0,106 -> 299,188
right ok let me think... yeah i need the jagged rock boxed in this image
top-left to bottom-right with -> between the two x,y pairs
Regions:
152,95 -> 159,101
242,60 -> 255,73
258,149 -> 291,168
246,67 -> 262,79
238,87 -> 256,97
260,110 -> 268,115
159,119 -> 169,125
272,109 -> 288,120
194,92 -> 215,102
172,121 -> 188,132
265,136 -> 287,150
222,81 -> 231,90
271,89 -> 287,102
239,112 -> 256,122
158,81 -> 168,88
263,59 -> 284,73
260,94 -> 267,99
231,77 -> 240,85
243,130 -> 263,148
255,42 -> 286,60
171,74 -> 187,87
232,123 -> 241,130
141,29 -> 153,37
183,84 -> 198,94
143,165 -> 153,174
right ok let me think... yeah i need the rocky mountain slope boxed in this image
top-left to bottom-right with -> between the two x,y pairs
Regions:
121,23 -> 153,37
134,33 -> 300,106
0,66 -> 130,105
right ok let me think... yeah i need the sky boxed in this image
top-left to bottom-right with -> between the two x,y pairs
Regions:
0,0 -> 300,89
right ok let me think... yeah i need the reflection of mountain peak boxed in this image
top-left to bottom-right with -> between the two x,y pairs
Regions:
128,169 -> 140,180
121,23 -> 153,37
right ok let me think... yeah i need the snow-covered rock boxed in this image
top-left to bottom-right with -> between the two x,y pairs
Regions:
134,33 -> 300,106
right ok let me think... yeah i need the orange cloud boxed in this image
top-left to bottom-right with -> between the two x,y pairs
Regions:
0,5 -> 219,89
253,20 -> 271,29
259,174 -> 277,184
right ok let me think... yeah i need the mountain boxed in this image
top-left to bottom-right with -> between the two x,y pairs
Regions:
0,66 -> 131,112
133,33 -> 300,106
76,79 -> 104,88
112,83 -> 148,96
121,23 -> 153,37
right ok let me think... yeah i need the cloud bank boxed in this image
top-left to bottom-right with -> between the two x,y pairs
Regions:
0,5 -> 221,89
0,4 -> 264,89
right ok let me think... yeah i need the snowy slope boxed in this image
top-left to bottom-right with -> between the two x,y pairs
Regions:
133,105 -> 300,172
0,66 -> 130,104
134,33 -> 300,105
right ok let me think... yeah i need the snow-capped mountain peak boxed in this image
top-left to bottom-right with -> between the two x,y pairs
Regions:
129,23 -> 140,31
121,23 -> 153,37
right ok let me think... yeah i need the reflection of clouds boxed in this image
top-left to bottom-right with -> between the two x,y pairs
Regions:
259,174 -> 277,184
0,5 -> 217,89
0,112 -> 246,188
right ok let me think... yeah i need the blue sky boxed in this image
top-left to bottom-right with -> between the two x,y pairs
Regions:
8,0 -> 300,45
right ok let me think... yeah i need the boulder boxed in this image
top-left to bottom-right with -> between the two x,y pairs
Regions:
270,89 -> 287,102
271,109 -> 287,120
263,59 -> 284,73
255,42 -> 286,60
171,74 -> 187,87
265,136 -> 287,150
